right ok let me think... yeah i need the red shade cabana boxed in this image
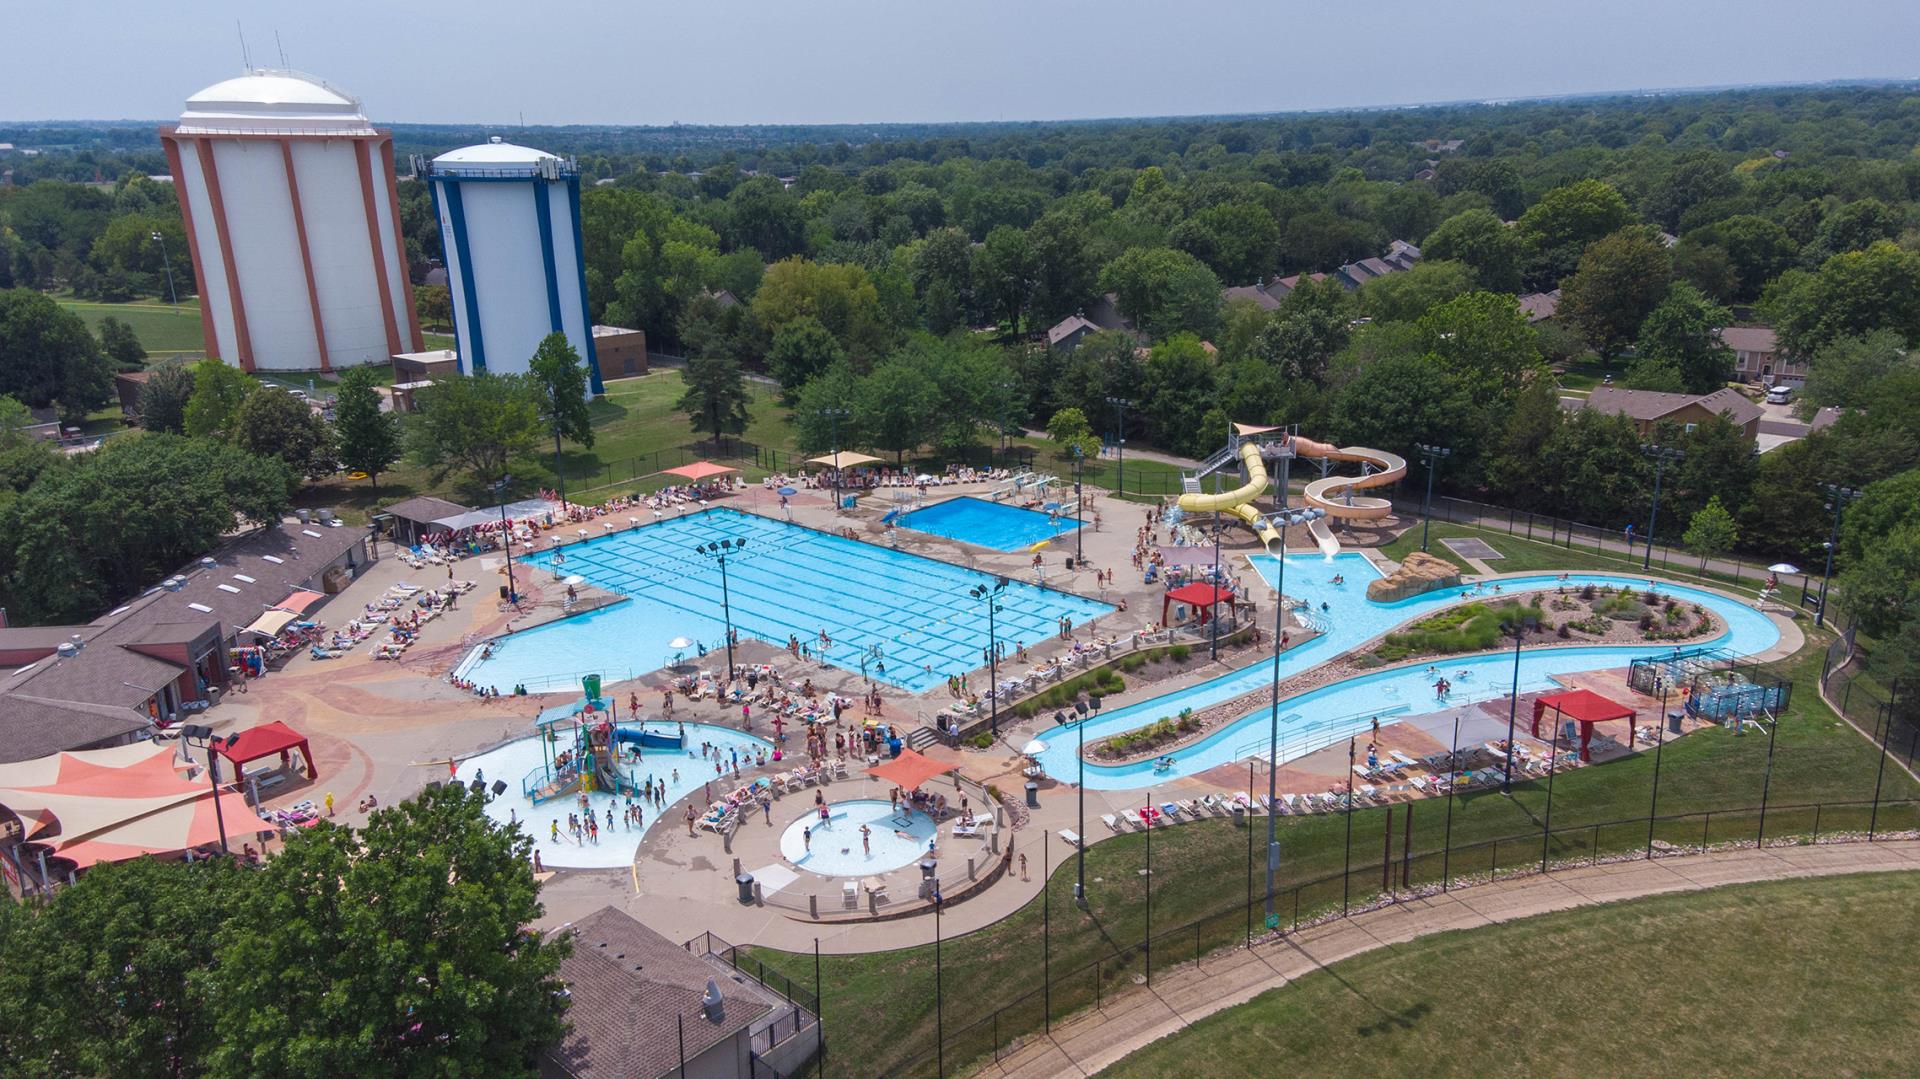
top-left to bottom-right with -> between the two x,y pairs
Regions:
865,748 -> 952,790
1163,582 -> 1235,626
1531,689 -> 1635,762
214,720 -> 317,780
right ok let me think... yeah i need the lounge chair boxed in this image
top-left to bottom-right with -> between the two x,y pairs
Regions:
1102,813 -> 1121,833
1059,829 -> 1082,847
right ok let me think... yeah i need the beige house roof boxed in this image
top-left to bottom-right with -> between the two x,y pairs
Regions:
1584,386 -> 1763,428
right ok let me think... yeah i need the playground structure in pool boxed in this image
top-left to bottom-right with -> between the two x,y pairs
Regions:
519,686 -> 683,805
1172,422 -> 1405,557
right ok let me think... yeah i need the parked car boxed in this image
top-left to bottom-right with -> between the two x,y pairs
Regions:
1765,385 -> 1793,404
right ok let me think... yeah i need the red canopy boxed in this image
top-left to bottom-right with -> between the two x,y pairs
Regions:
865,748 -> 951,790
662,461 -> 739,481
214,720 -> 317,780
1163,582 -> 1235,626
1531,689 -> 1636,762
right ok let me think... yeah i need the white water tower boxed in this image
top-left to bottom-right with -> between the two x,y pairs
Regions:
161,69 -> 422,372
426,138 -> 603,394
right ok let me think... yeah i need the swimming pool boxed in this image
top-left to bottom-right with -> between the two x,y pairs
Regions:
1029,554 -> 1782,789
897,496 -> 1081,551
780,799 -> 937,876
456,508 -> 1113,693
458,721 -> 772,869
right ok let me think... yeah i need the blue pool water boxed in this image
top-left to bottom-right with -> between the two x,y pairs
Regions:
1031,553 -> 1781,790
458,508 -> 1112,693
898,496 -> 1081,551
780,799 -> 938,876
459,721 -> 773,869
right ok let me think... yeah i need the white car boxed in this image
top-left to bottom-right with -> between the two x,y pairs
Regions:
1765,385 -> 1793,404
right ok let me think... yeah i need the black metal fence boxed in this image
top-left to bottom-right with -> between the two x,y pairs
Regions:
1821,622 -> 1915,775
882,785 -> 1920,1079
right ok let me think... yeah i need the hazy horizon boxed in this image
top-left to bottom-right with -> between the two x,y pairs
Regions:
9,1 -> 1918,127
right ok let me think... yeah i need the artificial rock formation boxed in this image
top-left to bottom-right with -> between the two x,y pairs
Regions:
1367,550 -> 1463,602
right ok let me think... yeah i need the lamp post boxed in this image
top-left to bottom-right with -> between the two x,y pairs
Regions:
997,380 -> 1017,454
1815,483 -> 1860,628
819,407 -> 849,510
1073,694 -> 1102,907
1209,511 -> 1225,661
179,725 -> 235,853
1262,506 -> 1322,927
1071,443 -> 1084,565
694,537 -> 748,677
970,577 -> 1009,737
492,475 -> 518,603
1105,397 -> 1131,497
1500,616 -> 1538,794
150,230 -> 177,307
1640,444 -> 1685,571
1415,443 -> 1451,552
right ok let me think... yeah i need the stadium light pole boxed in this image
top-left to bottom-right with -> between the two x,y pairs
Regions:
1263,506 -> 1322,928
492,474 -> 517,603
694,537 -> 748,677
179,725 -> 235,854
150,231 -> 178,307
819,407 -> 850,510
1071,443 -> 1084,565
1640,444 -> 1685,571
1415,443 -> 1451,552
1500,615 -> 1539,795
1815,483 -> 1860,628
970,577 -> 1009,738
1105,397 -> 1131,497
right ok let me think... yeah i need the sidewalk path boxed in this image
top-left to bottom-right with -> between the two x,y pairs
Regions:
972,839 -> 1920,1078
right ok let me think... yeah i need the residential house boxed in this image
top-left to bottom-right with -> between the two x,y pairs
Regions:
542,908 -> 818,1079
1576,386 -> 1764,441
1044,292 -> 1136,352
1718,326 -> 1807,386
1517,290 -> 1561,323
1221,284 -> 1282,311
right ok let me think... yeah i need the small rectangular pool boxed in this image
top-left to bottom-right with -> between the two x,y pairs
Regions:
897,496 -> 1080,551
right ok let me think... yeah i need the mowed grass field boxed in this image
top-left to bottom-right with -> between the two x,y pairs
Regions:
58,298 -> 208,355
1099,872 -> 1920,1078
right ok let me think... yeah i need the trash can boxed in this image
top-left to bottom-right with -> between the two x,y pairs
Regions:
1668,711 -> 1684,734
1064,557 -> 1074,570
1025,781 -> 1039,808
499,584 -> 510,601
735,873 -> 755,904
1230,804 -> 1245,826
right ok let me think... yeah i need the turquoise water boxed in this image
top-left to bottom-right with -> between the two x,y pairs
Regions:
457,508 -> 1112,693
458,721 -> 773,869
1031,553 -> 1780,790
898,496 -> 1081,551
780,798 -> 938,876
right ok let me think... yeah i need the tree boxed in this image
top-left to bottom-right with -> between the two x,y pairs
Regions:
1045,406 -> 1102,459
857,359 -> 937,464
1027,211 -> 1099,324
792,361 -> 864,455
1533,410 -> 1651,525
97,315 -> 147,370
1801,330 -> 1914,415
1358,259 -> 1477,323
1634,283 -> 1734,394
1559,229 -> 1673,359
233,386 -> 337,481
1621,357 -> 1687,393
1683,495 -> 1739,570
182,359 -> 252,440
1765,242 -> 1920,357
414,284 -> 452,330
1516,180 -> 1634,287
0,288 -> 113,420
972,225 -> 1036,336
1168,202 -> 1280,283
767,316 -> 846,401
1421,208 -> 1526,293
206,785 -> 569,1076
1681,215 -> 1797,300
1417,289 -> 1543,402
1099,247 -> 1222,339
675,354 -> 751,447
751,257 -> 892,365
1805,198 -> 1902,263
1643,151 -> 1736,232
528,332 -> 595,497
135,362 -> 195,433
406,373 -> 542,482
1137,334 -> 1219,458
333,366 -> 401,494
1329,350 -> 1476,471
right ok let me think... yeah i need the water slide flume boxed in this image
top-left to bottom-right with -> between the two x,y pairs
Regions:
1174,428 -> 1406,556
1176,440 -> 1287,551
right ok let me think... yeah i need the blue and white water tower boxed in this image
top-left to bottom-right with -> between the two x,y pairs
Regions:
426,137 -> 603,394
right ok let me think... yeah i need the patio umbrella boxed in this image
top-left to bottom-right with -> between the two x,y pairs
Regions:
1020,738 -> 1049,756
565,575 -> 585,585
777,486 -> 797,496
1767,563 -> 1802,574
667,637 -> 694,650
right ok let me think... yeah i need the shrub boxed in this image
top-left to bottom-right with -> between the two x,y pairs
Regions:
1557,623 -> 1571,638
1167,644 -> 1192,663
967,732 -> 994,749
1579,583 -> 1598,601
1643,589 -> 1661,605
1638,614 -> 1655,632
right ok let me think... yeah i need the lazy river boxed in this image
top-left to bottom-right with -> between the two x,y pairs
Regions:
1029,553 -> 1780,790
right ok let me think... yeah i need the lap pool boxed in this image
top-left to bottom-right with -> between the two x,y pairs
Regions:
455,508 -> 1112,693
897,496 -> 1081,551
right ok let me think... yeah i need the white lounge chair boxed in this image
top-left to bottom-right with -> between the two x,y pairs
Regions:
1059,829 -> 1081,847
1102,813 -> 1121,833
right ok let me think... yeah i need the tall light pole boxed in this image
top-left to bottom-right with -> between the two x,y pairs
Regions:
150,230 -> 177,307
1500,615 -> 1538,794
1070,694 -> 1101,908
1816,483 -> 1860,628
179,725 -> 236,853
694,537 -> 748,676
970,577 -> 1009,738
1641,444 -> 1685,571
819,407 -> 849,510
493,475 -> 518,603
1071,443 -> 1084,565
1415,443 -> 1451,552
1105,397 -> 1131,497
1263,506 -> 1322,928
998,379 -> 1018,454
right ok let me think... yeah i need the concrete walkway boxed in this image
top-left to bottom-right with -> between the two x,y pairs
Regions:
970,839 -> 1920,1078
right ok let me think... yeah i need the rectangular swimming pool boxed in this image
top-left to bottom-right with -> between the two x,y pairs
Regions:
897,496 -> 1080,551
456,508 -> 1112,693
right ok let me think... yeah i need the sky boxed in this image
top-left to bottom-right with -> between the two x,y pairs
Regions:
8,1 -> 1918,126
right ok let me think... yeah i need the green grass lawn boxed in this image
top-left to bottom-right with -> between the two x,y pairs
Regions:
58,298 -> 207,355
740,637 -> 1918,1077
1098,871 -> 1920,1078
1379,520 -> 1772,595
1011,436 -> 1189,498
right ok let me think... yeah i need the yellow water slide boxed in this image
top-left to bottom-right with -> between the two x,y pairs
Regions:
1292,438 -> 1407,556
1176,441 -> 1286,552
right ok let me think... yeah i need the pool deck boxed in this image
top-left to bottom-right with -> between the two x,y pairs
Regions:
186,477 -> 1810,957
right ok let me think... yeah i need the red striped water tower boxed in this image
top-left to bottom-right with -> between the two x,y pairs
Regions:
160,70 -> 421,373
